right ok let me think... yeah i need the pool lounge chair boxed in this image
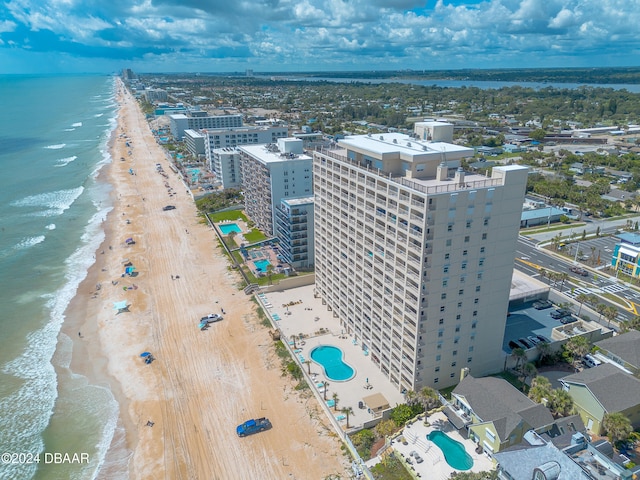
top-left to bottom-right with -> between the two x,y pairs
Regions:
335,414 -> 346,421
326,399 -> 335,407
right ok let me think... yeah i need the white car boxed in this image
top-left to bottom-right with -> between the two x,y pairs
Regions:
200,313 -> 223,323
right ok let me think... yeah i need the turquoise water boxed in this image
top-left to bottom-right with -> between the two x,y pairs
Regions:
310,345 -> 355,381
219,223 -> 241,235
0,74 -> 123,479
254,259 -> 272,271
427,430 -> 474,471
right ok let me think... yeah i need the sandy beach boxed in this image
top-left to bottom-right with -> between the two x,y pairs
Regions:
61,78 -> 347,479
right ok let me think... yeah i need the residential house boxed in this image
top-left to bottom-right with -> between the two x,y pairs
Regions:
594,330 -> 640,375
560,363 -> 640,434
450,373 -> 554,455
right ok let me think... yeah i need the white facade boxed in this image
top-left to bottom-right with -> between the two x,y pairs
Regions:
275,196 -> 315,269
204,125 -> 288,157
239,139 -> 313,237
414,121 -> 455,143
210,148 -> 242,189
169,113 -> 243,139
313,133 -> 528,391
183,129 -> 206,156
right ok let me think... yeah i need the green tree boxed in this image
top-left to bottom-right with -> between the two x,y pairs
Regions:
332,392 -> 339,411
341,406 -> 354,428
521,363 -> 538,390
563,336 -> 590,366
511,347 -> 527,372
418,386 -> 441,412
374,419 -> 397,439
530,128 -> 547,142
548,389 -> 574,418
450,471 -> 499,479
389,403 -> 421,425
602,412 -> 633,445
536,341 -> 553,365
604,306 -> 618,329
528,376 -> 552,404
576,293 -> 590,316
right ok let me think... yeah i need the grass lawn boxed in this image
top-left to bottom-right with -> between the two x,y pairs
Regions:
492,371 -> 527,393
209,210 -> 247,223
244,229 -> 268,243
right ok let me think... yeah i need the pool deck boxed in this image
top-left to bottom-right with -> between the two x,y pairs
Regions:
382,411 -> 495,479
258,284 -> 406,429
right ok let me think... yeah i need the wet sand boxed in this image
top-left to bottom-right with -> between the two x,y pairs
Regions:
61,78 -> 347,479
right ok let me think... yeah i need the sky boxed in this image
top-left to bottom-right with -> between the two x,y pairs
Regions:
0,0 -> 638,74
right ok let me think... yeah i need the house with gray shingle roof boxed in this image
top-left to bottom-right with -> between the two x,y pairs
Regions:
495,441 -> 590,480
559,363 -> 640,435
595,330 -> 640,375
451,374 -> 554,454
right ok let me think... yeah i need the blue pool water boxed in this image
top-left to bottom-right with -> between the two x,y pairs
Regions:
310,345 -> 355,381
219,223 -> 241,235
254,259 -> 272,271
427,430 -> 473,471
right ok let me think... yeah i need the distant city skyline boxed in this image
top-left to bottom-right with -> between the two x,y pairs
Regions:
1,0 -> 638,74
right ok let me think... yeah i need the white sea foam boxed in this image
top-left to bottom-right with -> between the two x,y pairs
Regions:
64,128 -> 75,131
14,235 -> 46,250
45,224 -> 56,230
72,122 -> 83,127
94,113 -> 104,118
45,143 -> 66,150
55,155 -> 78,167
11,186 -> 85,216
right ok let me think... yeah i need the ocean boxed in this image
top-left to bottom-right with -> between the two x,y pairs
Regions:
0,75 -> 123,480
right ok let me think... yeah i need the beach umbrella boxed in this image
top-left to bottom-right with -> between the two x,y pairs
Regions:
140,352 -> 151,357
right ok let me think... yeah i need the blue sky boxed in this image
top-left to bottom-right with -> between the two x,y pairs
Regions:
0,0 -> 637,74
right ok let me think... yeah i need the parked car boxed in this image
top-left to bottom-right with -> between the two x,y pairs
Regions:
236,417 -> 272,437
200,313 -> 223,323
517,338 -> 533,349
533,300 -> 553,310
551,308 -> 572,319
535,334 -> 551,344
508,340 -> 520,351
560,315 -> 578,324
527,336 -> 542,346
162,205 -> 176,211
583,354 -> 602,368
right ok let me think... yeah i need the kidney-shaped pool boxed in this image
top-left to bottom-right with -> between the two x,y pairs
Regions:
310,345 -> 355,381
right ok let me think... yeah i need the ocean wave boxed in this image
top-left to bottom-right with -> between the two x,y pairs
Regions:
10,186 -> 85,216
55,155 -> 78,167
45,224 -> 56,230
94,113 -> 104,118
64,128 -> 76,131
0,195 -> 111,479
45,144 -> 66,150
72,122 -> 83,127
14,235 -> 46,250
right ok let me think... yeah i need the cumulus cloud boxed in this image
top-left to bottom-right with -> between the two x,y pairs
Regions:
0,0 -> 638,72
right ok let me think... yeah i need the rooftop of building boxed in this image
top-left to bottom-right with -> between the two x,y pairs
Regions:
339,132 -> 473,159
239,141 -> 312,164
595,330 -> 640,368
281,196 -> 314,206
202,125 -> 287,134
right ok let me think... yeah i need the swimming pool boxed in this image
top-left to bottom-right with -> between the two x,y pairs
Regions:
310,345 -> 355,381
254,259 -> 272,271
427,430 -> 473,471
219,223 -> 241,235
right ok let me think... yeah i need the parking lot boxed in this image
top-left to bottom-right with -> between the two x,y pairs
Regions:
502,302 -> 568,353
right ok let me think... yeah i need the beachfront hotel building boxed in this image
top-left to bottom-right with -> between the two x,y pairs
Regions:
210,148 -> 242,189
239,138 -> 313,237
204,125 -> 289,151
169,112 -> 243,139
312,133 -> 528,391
275,196 -> 315,269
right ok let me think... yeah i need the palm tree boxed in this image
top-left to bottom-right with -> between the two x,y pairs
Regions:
596,303 -> 608,323
510,347 -> 526,372
602,412 -> 633,445
604,306 -> 618,329
528,376 -> 552,404
521,363 -> 538,391
418,386 -> 440,412
548,389 -> 574,418
576,293 -> 590,316
563,336 -> 590,367
536,341 -> 552,365
558,273 -> 569,293
341,406 -> 354,428
404,389 -> 418,407
332,392 -> 339,411
265,263 -> 275,285
539,268 -> 548,284
323,381 -> 329,401
304,359 -> 311,375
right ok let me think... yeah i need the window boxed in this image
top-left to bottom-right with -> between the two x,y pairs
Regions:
453,350 -> 457,356
438,331 -> 443,337
445,253 -> 450,260
442,279 -> 448,287
435,367 -> 440,372
480,247 -> 485,253
455,326 -> 460,332
447,225 -> 453,232
468,357 -> 473,363
456,314 -> 461,320
451,362 -> 456,367
484,218 -> 489,226
473,311 -> 478,317
463,250 -> 468,256
466,221 -> 471,228
446,239 -> 452,246
440,306 -> 445,312
436,355 -> 441,361
464,236 -> 470,243
477,272 -> 483,280
476,286 -> 481,292
482,233 -> 487,240
479,258 -> 485,266
444,266 -> 449,273
439,319 -> 444,325
441,293 -> 447,300
434,378 -> 439,383
472,322 -> 477,329
469,346 -> 474,352
459,289 -> 464,295
457,302 -> 462,308
462,262 -> 467,270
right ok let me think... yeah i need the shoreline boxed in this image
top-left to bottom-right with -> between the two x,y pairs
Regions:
58,79 -> 348,478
